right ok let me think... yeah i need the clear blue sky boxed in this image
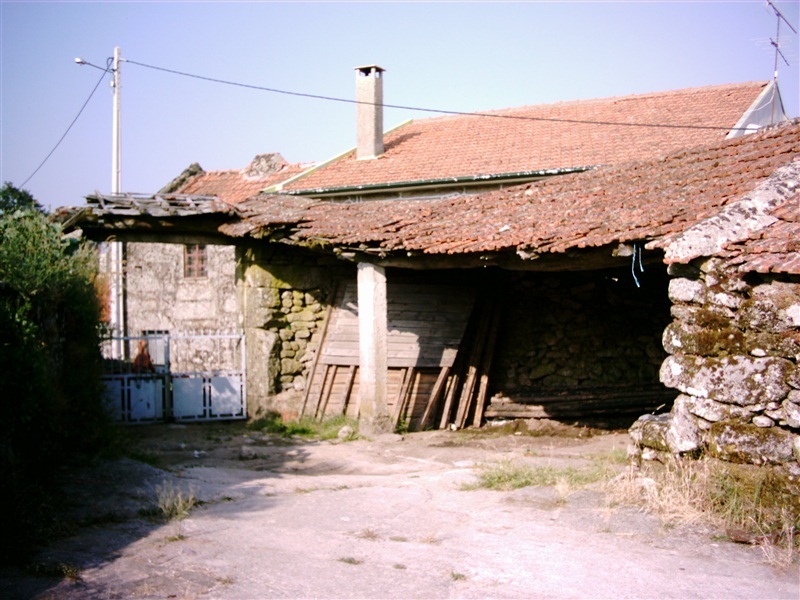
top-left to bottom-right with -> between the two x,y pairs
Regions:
1,1 -> 798,210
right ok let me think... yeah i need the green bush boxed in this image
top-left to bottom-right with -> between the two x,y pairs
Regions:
0,207 -> 108,562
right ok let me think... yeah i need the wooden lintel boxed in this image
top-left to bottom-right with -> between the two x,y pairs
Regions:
349,245 -> 665,272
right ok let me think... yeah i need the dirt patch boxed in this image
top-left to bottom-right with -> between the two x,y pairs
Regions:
1,421 -> 797,599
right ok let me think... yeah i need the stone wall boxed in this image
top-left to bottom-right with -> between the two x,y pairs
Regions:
631,258 -> 800,473
124,242 -> 239,335
490,267 -> 671,396
239,244 -> 353,418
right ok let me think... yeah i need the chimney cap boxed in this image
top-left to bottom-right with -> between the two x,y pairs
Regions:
355,65 -> 385,76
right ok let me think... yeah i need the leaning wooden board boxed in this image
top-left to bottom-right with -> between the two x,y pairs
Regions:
305,281 -> 477,426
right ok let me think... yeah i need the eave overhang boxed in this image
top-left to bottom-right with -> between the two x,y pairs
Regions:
277,166 -> 595,199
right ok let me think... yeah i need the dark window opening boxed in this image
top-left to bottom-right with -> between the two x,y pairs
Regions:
184,244 -> 208,278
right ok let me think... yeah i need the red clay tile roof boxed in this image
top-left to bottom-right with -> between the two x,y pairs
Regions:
225,121 -> 800,259
720,195 -> 800,274
175,153 -> 308,205
282,82 -> 770,194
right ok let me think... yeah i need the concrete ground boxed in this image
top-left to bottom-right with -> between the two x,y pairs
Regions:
1,421 -> 797,599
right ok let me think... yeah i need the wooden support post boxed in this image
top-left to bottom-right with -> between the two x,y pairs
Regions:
357,263 -> 391,435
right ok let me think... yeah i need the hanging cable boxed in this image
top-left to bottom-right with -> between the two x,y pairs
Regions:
20,60 -> 112,188
631,243 -> 645,288
125,58 -> 750,133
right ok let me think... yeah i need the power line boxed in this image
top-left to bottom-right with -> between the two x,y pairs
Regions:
21,62 -> 111,188
125,58 -> 745,133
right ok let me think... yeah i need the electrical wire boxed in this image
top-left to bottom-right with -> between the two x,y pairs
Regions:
125,58 -> 748,133
20,62 -> 111,188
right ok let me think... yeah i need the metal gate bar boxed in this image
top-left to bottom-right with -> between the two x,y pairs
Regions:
100,331 -> 246,423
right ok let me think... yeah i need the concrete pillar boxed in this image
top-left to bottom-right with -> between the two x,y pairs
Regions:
357,262 -> 390,434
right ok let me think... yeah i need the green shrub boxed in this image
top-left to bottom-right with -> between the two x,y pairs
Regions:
0,207 -> 109,563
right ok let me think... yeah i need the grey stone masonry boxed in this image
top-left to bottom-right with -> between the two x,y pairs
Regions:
238,244 -> 353,418
631,258 -> 800,470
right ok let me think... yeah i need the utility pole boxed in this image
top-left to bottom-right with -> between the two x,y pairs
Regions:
110,46 -> 126,356
75,46 -> 127,357
112,46 -> 121,194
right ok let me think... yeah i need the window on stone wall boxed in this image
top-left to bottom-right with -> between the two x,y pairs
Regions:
184,244 -> 208,278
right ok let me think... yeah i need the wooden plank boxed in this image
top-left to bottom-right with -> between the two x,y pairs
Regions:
315,365 -> 337,420
472,297 -> 503,428
306,364 -> 330,420
322,330 -> 465,344
438,371 -> 461,430
393,368 -> 415,428
299,285 -> 338,418
484,390 -> 675,419
341,365 -> 357,416
418,366 -> 450,430
404,371 -> 427,423
454,302 -> 493,430
394,368 -> 410,422
319,281 -> 476,370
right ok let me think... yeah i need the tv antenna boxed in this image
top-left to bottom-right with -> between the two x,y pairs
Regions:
765,1 -> 796,123
767,1 -> 797,73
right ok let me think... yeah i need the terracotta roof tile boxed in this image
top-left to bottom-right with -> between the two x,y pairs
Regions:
720,192 -> 800,274
284,82 -> 770,193
175,153 -> 308,205
228,121 -> 800,258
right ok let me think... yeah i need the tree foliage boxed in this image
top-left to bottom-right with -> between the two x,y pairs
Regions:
0,208 -> 108,562
0,181 -> 44,215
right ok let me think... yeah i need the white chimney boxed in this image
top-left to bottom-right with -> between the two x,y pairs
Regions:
355,65 -> 385,159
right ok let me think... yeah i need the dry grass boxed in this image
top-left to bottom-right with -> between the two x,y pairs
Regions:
155,480 -> 197,521
463,449 -> 628,494
605,457 -> 800,567
355,527 -> 381,541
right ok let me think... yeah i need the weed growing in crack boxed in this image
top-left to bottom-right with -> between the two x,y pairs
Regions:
155,480 -> 197,521
356,527 -> 381,541
27,561 -> 82,581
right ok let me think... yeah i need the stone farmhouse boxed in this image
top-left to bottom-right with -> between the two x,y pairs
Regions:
105,152 -> 310,340
63,69 -> 798,471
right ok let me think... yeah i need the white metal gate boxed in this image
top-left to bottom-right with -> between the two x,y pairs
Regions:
101,331 -> 246,423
